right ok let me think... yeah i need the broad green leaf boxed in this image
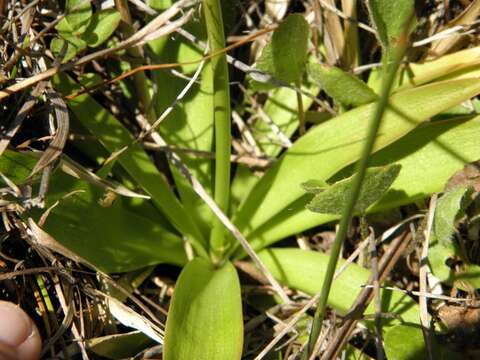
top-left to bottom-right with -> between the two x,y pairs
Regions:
235,115 -> 480,256
52,73 -> 208,257
55,18 -> 74,34
148,23 -> 215,239
429,240 -> 461,287
82,9 -> 122,48
367,0 -> 415,53
253,80 -> 319,157
259,248 -> 419,327
254,14 -> 309,84
64,0 -> 92,34
42,184 -> 187,272
398,47 -> 480,91
164,258 -> 243,360
308,63 -> 378,106
0,151 -> 187,272
234,79 -> 480,250
305,164 -> 401,215
429,239 -> 480,290
369,47 -> 480,94
50,32 -> 87,62
383,325 -> 426,360
230,165 -> 260,214
434,186 -> 473,246
50,36 -> 86,62
383,324 -> 460,360
0,151 -> 36,183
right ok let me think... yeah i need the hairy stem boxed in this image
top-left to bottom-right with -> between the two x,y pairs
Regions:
304,37 -> 408,360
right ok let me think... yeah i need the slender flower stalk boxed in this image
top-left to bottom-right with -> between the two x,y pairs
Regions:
304,37 -> 409,359
203,0 -> 232,264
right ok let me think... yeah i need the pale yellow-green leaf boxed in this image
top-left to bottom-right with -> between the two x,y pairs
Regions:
234,78 -> 480,246
164,258 -> 243,360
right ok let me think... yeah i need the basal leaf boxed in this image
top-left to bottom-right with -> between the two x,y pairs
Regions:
52,73 -> 208,257
252,78 -> 319,156
254,14 -> 310,84
230,165 -> 260,214
233,78 -> 480,251
397,47 -> 480,91
0,151 -> 187,272
259,248 -> 419,327
164,258 -> 243,360
0,151 -> 36,183
55,18 -> 74,34
308,63 -> 378,106
83,9 -> 122,48
305,164 -> 401,215
235,115 -> 480,256
383,325 -> 427,360
148,22 -> 215,239
384,323 -> 459,360
434,186 -> 474,246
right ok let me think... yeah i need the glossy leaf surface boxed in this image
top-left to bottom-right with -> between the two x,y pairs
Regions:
164,258 -> 243,360
53,74 -> 207,256
0,151 -> 187,272
259,248 -> 419,326
233,79 -> 480,254
239,116 -> 480,254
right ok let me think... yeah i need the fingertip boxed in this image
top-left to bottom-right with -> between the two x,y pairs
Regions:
0,301 -> 41,360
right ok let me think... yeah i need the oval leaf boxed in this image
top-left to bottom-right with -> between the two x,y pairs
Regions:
383,325 -> 426,360
52,73 -> 208,256
0,151 -> 187,272
305,164 -> 401,215
259,248 -> 419,326
164,258 -> 243,360
63,0 -> 92,34
308,63 -> 378,106
83,9 -> 122,48
234,79 -> 480,246
243,116 -> 480,253
50,36 -> 86,62
368,0 -> 415,53
254,14 -> 310,85
434,185 -> 474,246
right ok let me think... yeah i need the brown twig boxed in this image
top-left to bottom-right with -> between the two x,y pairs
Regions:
0,0 -> 194,100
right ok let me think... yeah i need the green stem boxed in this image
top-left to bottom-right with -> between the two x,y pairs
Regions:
203,0 -> 231,264
304,44 -> 407,359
